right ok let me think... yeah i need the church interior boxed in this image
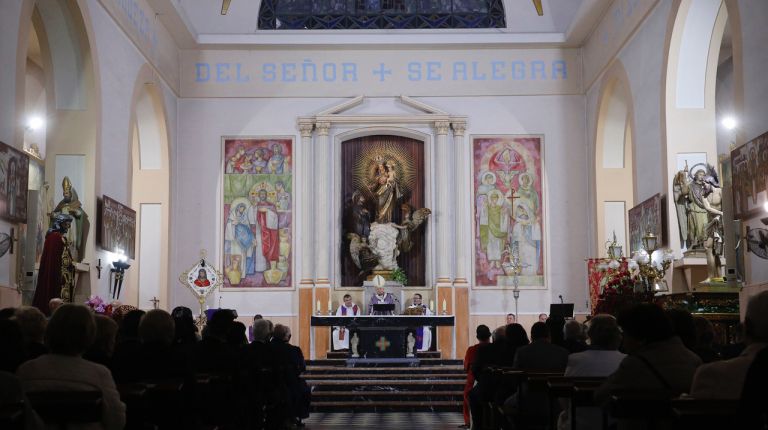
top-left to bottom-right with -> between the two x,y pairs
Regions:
1,0 -> 767,428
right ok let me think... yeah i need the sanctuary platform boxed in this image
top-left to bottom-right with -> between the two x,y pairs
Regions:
304,358 -> 465,412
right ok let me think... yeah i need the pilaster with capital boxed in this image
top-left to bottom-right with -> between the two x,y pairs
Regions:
314,121 -> 332,285
451,121 -> 470,284
434,121 -> 454,284
298,121 -> 315,285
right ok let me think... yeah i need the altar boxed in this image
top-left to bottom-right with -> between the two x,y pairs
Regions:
310,315 -> 455,359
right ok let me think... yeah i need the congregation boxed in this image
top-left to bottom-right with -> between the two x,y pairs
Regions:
462,291 -> 768,430
1,292 -> 767,429
1,303 -> 310,430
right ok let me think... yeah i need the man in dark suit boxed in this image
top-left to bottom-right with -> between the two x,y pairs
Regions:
503,322 -> 569,419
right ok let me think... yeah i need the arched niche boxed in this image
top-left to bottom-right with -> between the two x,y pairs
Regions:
593,61 -> 636,258
16,0 -> 99,305
126,65 -> 171,310
663,0 -> 741,261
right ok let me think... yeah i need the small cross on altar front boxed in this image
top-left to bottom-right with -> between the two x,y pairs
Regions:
375,336 -> 391,352
150,296 -> 160,309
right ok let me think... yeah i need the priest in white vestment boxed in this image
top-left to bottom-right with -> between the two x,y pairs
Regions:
407,293 -> 432,352
333,294 -> 360,350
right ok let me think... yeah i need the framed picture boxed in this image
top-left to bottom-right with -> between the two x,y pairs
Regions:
222,136 -> 293,289
628,193 -> 664,254
731,131 -> 768,220
0,141 -> 29,223
99,195 -> 136,259
472,135 -> 545,289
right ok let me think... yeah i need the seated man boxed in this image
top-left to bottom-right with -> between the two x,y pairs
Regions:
368,286 -> 396,315
407,293 -> 432,352
332,294 -> 360,350
506,313 -> 516,324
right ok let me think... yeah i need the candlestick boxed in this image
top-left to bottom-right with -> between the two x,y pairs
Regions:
442,298 -> 447,314
429,300 -> 434,313
316,300 -> 321,314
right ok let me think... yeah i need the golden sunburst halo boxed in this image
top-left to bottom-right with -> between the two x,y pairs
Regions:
351,138 -> 416,200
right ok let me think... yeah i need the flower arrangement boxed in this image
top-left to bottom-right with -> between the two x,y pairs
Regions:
594,259 -> 654,316
85,296 -> 118,316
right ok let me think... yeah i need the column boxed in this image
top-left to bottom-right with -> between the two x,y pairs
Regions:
314,121 -> 332,285
434,120 -> 453,284
298,121 -> 315,286
452,121 -> 469,283
297,121 -> 315,358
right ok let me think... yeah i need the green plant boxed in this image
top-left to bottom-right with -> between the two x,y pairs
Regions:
391,268 -> 408,286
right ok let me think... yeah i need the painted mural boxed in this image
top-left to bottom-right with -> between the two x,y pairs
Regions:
731,131 -> 768,220
473,136 -> 544,288
0,141 -> 29,223
222,137 -> 292,288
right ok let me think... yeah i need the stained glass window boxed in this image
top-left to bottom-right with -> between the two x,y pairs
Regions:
258,0 -> 505,30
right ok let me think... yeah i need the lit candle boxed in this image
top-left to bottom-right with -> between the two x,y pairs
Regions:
316,300 -> 321,313
429,300 -> 434,312
442,299 -> 447,313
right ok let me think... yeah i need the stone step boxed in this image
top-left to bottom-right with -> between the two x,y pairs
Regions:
311,390 -> 464,397
310,400 -> 463,412
306,379 -> 465,387
308,358 -> 462,367
326,351 -> 443,359
303,373 -> 465,379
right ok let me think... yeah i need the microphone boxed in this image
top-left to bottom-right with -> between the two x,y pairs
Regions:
558,295 -> 564,304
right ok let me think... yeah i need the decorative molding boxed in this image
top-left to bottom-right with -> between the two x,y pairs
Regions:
434,121 -> 451,136
451,122 -> 467,137
315,122 -> 331,136
298,122 -> 314,137
399,95 -> 449,115
317,95 -> 365,115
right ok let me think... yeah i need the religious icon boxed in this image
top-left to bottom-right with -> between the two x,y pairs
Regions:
180,251 -> 223,324
222,137 -> 293,289
473,136 -> 544,288
0,141 -> 30,223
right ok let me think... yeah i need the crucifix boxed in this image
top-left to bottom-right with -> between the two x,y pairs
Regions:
150,296 -> 160,309
506,187 -> 520,208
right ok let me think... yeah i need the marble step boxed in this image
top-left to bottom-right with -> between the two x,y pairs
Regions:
308,358 -> 462,367
306,379 -> 465,387
310,400 -> 463,412
311,390 -> 464,397
306,365 -> 464,372
303,373 -> 465,379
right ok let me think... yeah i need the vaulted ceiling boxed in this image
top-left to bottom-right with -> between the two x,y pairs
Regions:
152,0 -> 611,47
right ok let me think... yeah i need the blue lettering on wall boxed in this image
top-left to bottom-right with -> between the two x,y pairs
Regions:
195,63 -> 210,82
115,0 -> 158,49
192,59 -> 570,85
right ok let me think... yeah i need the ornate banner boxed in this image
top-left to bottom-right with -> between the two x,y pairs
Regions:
472,135 -> 544,288
222,137 -> 293,289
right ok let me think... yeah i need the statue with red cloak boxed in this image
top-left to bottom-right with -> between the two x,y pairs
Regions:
32,213 -> 75,315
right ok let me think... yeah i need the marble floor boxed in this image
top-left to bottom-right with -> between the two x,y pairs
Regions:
303,412 -> 466,429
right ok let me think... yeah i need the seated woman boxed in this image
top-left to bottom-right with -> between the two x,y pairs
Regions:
16,304 -> 126,430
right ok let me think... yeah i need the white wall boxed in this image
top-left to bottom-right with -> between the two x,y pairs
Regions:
175,93 -> 588,315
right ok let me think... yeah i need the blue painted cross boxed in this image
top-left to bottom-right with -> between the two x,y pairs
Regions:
373,63 -> 392,82
375,336 -> 391,352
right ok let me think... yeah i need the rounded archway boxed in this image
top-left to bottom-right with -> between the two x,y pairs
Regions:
593,62 -> 636,257
125,66 -> 171,310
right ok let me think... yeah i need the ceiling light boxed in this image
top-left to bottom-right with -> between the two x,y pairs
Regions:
532,0 -> 543,16
26,116 -> 44,131
221,0 -> 231,15
721,116 -> 737,130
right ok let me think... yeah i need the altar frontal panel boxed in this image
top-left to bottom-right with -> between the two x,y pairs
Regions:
473,136 -> 545,289
222,137 -> 293,289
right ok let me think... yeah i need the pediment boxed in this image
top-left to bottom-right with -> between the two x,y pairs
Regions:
316,95 -> 448,117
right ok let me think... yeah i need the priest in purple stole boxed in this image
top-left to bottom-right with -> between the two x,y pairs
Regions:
332,294 -> 360,350
368,286 -> 397,315
407,293 -> 433,351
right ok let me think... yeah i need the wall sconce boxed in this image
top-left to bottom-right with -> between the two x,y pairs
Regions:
109,251 -> 131,300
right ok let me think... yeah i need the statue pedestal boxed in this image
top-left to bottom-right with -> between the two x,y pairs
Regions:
672,255 -> 727,293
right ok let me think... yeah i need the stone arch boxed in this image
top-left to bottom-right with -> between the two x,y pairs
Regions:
16,0 -> 100,304
663,0 -> 741,255
125,64 -> 171,309
593,61 -> 636,257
